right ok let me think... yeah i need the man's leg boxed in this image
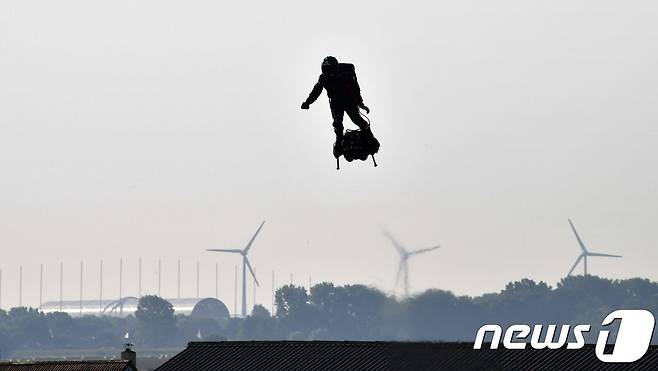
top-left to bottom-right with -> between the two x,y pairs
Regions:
331,106 -> 345,140
331,106 -> 345,158
345,106 -> 369,131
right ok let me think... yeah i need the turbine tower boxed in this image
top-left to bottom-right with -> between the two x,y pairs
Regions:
567,218 -> 621,276
207,221 -> 264,317
382,228 -> 441,297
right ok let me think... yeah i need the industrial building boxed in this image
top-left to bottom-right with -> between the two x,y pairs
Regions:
39,297 -> 230,319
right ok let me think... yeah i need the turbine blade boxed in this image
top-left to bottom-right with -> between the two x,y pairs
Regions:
207,249 -> 243,253
244,257 -> 259,287
410,245 -> 441,256
567,254 -> 583,276
403,261 -> 410,296
243,221 -> 266,254
568,219 -> 588,252
587,252 -> 622,258
382,228 -> 407,255
394,260 -> 404,287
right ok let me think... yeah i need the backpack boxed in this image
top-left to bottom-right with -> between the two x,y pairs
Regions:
338,63 -> 356,78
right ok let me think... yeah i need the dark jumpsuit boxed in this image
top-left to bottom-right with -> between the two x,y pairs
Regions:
303,63 -> 369,139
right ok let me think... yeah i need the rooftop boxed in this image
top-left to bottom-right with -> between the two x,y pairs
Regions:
0,360 -> 135,371
155,341 -> 658,371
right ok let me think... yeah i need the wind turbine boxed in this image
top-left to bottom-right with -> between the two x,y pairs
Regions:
382,228 -> 441,297
207,221 -> 264,317
567,218 -> 621,276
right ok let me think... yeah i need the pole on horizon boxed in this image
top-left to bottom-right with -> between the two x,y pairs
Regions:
177,260 -> 181,299
138,257 -> 142,298
234,265 -> 237,316
79,261 -> 83,315
158,260 -> 162,297
99,260 -> 103,313
119,258 -> 123,316
19,266 -> 23,307
119,258 -> 123,301
39,264 -> 43,309
59,262 -> 63,312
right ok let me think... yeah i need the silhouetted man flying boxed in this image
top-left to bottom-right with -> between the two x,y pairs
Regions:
301,56 -> 372,157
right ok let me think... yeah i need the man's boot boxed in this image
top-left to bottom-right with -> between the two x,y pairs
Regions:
333,125 -> 344,158
333,134 -> 343,158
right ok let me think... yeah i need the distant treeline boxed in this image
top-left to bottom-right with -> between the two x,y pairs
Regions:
1,275 -> 657,356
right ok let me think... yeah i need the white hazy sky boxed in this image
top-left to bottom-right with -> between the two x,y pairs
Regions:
1,1 -> 657,312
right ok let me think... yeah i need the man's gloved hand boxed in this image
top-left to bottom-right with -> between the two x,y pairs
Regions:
359,104 -> 370,114
301,102 -> 310,110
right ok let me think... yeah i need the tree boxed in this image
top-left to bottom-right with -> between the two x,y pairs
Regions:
406,289 -> 481,341
71,315 -> 128,348
251,304 -> 271,319
0,276 -> 657,352
236,305 -> 280,340
45,311 -> 74,347
135,295 -> 176,346
275,285 -> 309,318
483,279 -> 553,325
275,285 -> 318,338
2,307 -> 49,349
176,316 -> 223,344
310,283 -> 392,339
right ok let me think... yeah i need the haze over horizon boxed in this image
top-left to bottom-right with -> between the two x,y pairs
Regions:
1,1 -> 657,311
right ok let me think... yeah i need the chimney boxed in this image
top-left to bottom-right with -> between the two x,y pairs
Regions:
121,342 -> 137,369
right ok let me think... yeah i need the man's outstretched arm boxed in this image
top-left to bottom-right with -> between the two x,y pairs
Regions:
301,76 -> 323,109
